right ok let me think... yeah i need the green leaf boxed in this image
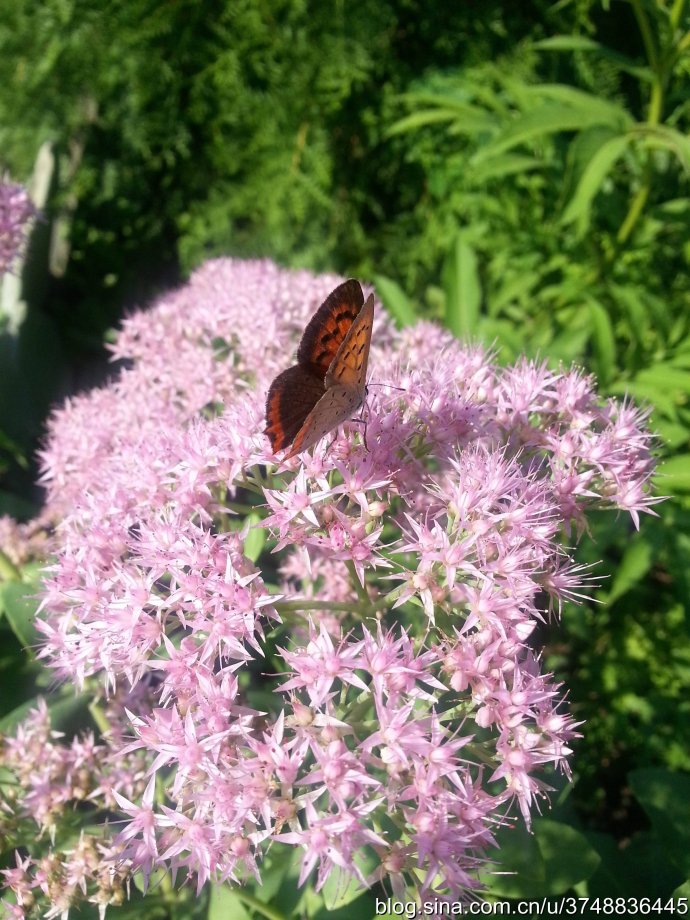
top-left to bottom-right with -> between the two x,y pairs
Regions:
251,843 -> 295,903
533,818 -> 601,894
610,284 -> 652,348
528,84 -> 633,125
244,513 -> 266,563
478,317 -> 525,358
443,233 -> 481,338
533,35 -> 653,81
586,299 -> 616,386
387,108 -> 464,136
0,692 -> 92,735
633,124 -> 690,174
0,490 -> 37,519
630,768 -> 690,876
470,154 -> 544,182
561,134 -> 630,231
372,274 -> 417,327
608,380 -> 677,420
482,818 -> 599,897
476,87 -> 631,161
480,822 -> 544,897
321,848 -> 378,911
634,363 -> 690,395
395,92 -> 496,132
654,419 -> 689,450
207,884 -> 250,920
607,536 -> 654,603
674,880 -> 690,901
658,455 -> 690,492
0,579 -> 41,651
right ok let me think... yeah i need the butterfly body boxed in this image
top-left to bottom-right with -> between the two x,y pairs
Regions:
265,280 -> 374,458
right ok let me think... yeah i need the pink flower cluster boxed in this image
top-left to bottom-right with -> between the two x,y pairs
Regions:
0,180 -> 36,275
3,259 -> 659,912
0,700 -> 144,919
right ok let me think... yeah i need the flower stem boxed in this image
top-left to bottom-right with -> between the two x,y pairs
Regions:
233,890 -> 287,920
617,0 -> 667,246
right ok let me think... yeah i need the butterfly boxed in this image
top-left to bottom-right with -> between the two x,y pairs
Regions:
265,279 -> 374,459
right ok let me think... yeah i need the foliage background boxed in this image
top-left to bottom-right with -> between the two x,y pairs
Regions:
1,0 -> 689,912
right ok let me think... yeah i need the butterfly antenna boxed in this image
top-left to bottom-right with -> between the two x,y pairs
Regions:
366,380 -> 406,393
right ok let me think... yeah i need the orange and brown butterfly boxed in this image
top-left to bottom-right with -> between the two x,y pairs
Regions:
264,279 -> 374,459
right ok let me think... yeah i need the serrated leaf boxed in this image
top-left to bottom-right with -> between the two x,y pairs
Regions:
443,233 -> 481,338
372,274 -> 416,327
561,134 -> 630,231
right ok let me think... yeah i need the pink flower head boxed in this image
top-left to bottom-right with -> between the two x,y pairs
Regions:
12,258 -> 659,906
0,180 -> 36,275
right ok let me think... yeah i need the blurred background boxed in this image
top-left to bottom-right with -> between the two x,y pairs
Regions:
1,0 -> 689,905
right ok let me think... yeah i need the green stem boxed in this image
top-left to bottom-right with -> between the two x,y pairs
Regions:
630,0 -> 659,72
346,558 -> 370,604
234,890 -> 287,920
225,501 -> 259,515
276,599 -> 370,613
276,591 -> 391,618
616,0 -> 667,247
617,178 -> 652,246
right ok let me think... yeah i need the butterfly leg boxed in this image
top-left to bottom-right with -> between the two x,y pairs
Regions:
348,414 -> 369,451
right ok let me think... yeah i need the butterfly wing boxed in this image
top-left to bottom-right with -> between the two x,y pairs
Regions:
285,384 -> 363,458
297,279 -> 364,376
265,279 -> 374,458
264,365 -> 325,453
324,293 -> 374,396
287,298 -> 374,458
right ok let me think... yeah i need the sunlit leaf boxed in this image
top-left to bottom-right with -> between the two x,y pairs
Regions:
607,537 -> 654,603
443,233 -> 481,338
533,35 -> 653,81
586,298 -> 616,385
373,274 -> 417,326
632,124 -> 690,174
561,134 -> 630,231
